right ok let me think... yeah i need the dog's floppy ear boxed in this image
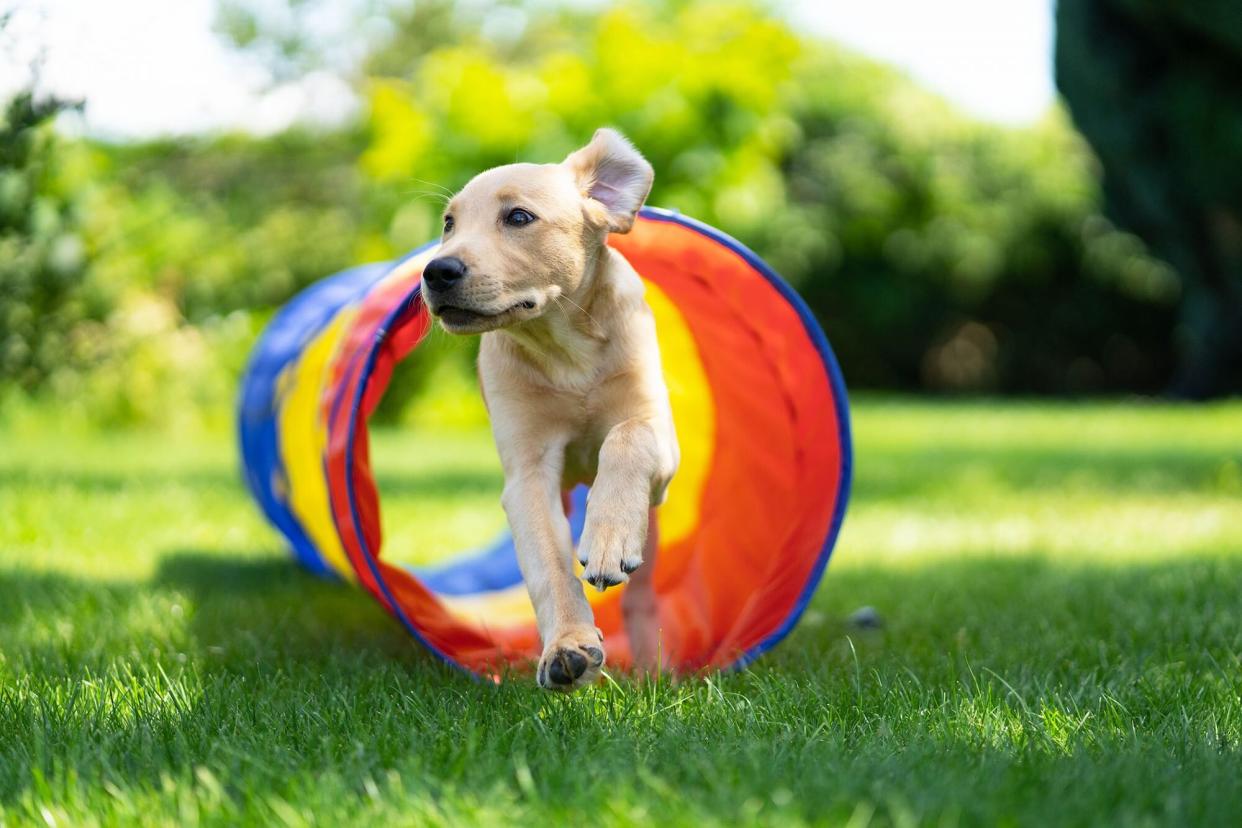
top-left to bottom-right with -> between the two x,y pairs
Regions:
563,128 -> 654,233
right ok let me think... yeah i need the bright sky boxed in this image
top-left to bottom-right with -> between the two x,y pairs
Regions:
791,0 -> 1055,125
0,0 -> 1056,138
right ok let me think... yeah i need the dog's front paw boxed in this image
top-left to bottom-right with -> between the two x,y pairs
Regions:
537,627 -> 605,692
578,516 -> 644,591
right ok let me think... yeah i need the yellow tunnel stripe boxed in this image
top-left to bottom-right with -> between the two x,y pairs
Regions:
279,308 -> 358,580
279,250 -> 438,581
646,280 -> 715,547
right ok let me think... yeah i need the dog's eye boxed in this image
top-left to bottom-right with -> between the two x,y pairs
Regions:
442,215 -> 454,234
504,208 -> 537,227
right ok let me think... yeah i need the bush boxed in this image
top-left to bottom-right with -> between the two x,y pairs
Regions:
0,93 -> 98,390
0,0 -> 1206,428
1057,0 -> 1242,397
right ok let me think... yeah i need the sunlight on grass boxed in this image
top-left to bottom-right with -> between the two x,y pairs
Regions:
2,398 -> 1240,825
371,429 -> 506,568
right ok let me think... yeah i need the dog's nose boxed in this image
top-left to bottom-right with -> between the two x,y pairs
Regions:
422,256 -> 467,292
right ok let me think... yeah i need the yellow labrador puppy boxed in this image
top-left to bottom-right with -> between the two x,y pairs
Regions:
421,129 -> 679,691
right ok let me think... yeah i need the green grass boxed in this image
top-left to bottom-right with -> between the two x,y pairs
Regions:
2,398 -> 1241,826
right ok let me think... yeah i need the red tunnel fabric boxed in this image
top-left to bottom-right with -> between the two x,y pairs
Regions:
238,207 -> 852,678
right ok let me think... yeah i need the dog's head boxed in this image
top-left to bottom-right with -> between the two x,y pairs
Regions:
421,128 -> 654,334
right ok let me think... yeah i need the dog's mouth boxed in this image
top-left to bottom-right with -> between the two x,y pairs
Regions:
432,299 -> 539,332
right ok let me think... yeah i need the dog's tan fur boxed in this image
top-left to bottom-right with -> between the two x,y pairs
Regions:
421,129 -> 679,691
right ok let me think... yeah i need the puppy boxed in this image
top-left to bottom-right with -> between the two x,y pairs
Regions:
421,129 -> 679,691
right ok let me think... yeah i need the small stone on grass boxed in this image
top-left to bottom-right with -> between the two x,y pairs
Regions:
847,605 -> 884,630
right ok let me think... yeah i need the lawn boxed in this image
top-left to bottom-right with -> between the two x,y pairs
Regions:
2,399 -> 1240,826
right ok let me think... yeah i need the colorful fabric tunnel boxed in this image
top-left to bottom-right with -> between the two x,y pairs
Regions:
238,208 -> 852,677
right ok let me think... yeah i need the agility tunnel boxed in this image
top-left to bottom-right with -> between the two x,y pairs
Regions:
238,207 -> 851,677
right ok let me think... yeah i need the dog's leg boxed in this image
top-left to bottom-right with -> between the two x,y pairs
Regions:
502,455 -> 604,692
578,419 -> 662,590
621,507 -> 662,672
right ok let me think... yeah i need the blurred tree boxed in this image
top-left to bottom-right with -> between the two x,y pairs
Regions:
1057,0 -> 1242,397
214,0 -> 400,83
766,47 -> 1179,393
0,92 -> 95,390
349,0 -> 1181,393
98,129 -> 368,320
2,0 -> 1208,427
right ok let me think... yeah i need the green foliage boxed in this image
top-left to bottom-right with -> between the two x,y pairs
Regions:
353,0 -> 1180,394
96,130 -> 370,320
3,400 -> 1241,823
0,0 -> 1207,426
770,54 -> 1179,392
1057,0 -> 1242,397
0,93 -> 96,390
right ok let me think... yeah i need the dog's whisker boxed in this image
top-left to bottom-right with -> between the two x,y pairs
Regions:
409,177 -> 456,198
400,189 -> 452,207
553,293 -> 601,329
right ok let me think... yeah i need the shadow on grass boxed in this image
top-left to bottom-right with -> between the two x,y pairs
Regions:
154,551 -> 421,656
4,545 -> 1240,686
2,548 -> 1240,823
0,551 -> 427,676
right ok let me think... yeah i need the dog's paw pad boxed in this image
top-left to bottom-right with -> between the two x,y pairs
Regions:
536,632 -> 605,692
546,649 -> 588,686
